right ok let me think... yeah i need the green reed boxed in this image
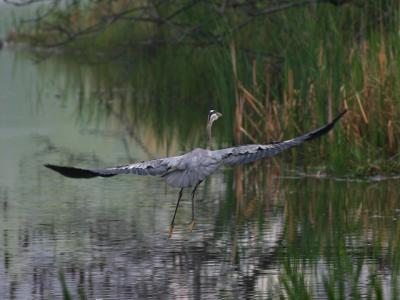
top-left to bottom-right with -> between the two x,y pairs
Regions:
13,0 -> 400,175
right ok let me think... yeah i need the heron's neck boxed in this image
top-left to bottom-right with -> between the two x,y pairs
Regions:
207,122 -> 213,150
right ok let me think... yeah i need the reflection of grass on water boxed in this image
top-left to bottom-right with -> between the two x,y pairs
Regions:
46,170 -> 400,298
281,259 -> 312,300
59,270 -> 73,300
277,178 -> 400,299
59,270 -> 87,300
280,251 -> 387,299
213,170 -> 400,298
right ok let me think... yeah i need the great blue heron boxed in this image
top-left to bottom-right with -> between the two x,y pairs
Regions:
45,109 -> 346,237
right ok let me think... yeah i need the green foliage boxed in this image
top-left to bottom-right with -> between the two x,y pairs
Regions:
13,0 -> 400,176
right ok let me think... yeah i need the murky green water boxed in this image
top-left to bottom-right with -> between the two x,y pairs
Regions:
1,47 -> 400,299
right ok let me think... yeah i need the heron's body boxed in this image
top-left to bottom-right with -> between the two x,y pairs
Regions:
162,148 -> 220,188
45,109 -> 347,236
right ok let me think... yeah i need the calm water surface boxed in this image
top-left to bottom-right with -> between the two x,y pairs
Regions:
1,48 -> 400,299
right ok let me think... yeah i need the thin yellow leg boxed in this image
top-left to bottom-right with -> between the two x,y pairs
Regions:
187,182 -> 200,232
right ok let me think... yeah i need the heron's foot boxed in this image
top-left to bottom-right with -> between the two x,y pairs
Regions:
188,219 -> 196,232
168,224 -> 174,238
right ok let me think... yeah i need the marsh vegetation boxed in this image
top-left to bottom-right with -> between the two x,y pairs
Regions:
2,1 -> 400,299
6,0 -> 400,176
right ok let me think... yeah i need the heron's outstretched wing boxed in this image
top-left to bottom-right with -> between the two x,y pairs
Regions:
213,110 -> 346,166
45,155 -> 183,179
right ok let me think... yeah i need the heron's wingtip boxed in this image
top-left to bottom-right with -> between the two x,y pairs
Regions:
44,163 -> 100,178
304,109 -> 347,142
338,109 -> 347,118
332,109 -> 347,124
44,163 -> 58,171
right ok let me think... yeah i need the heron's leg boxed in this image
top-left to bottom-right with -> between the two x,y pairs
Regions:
188,181 -> 201,232
168,188 -> 184,238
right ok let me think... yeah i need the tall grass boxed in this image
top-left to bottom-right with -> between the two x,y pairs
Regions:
225,1 -> 400,175
13,0 -> 400,175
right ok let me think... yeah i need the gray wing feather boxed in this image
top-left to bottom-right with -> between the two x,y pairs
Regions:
214,110 -> 346,167
217,144 -> 283,166
45,156 -> 182,179
104,157 -> 181,176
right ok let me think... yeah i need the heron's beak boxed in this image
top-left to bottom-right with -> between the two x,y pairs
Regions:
217,112 -> 222,118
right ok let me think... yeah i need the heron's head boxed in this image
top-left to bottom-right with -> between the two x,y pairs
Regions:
207,109 -> 222,126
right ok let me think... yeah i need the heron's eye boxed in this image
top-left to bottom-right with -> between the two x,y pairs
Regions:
208,110 -> 215,121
